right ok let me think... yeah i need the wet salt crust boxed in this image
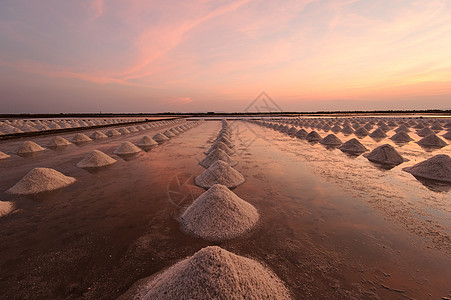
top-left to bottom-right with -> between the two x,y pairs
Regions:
180,184 -> 259,241
7,168 -> 76,195
124,246 -> 291,300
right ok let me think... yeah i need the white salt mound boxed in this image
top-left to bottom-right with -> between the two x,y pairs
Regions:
403,154 -> 451,183
364,144 -> 406,165
47,136 -> 71,147
205,141 -> 234,156
106,129 -> 121,137
130,246 -> 291,300
114,142 -> 142,155
118,128 -> 131,134
136,136 -> 158,147
195,161 -> 245,189
0,201 -> 14,217
199,149 -> 237,168
0,151 -> 11,159
7,168 -> 76,195
181,184 -> 259,240
90,131 -> 108,139
16,141 -> 45,154
72,133 -> 92,143
163,130 -> 175,138
77,150 -> 117,168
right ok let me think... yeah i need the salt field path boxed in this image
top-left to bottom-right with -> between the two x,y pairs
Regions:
0,120 -> 450,299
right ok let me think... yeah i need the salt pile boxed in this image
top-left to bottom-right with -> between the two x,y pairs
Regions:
136,136 -> 158,147
443,131 -> 451,140
113,142 -> 142,155
395,124 -> 410,133
0,201 -> 14,217
216,136 -> 234,148
295,129 -> 308,139
16,141 -> 45,154
305,131 -> 322,142
204,141 -> 234,156
47,136 -> 71,147
364,144 -> 406,165
77,150 -> 117,168
72,133 -> 92,143
416,133 -> 447,148
7,168 -> 76,195
180,184 -> 259,240
369,128 -> 387,139
0,151 -> 11,159
338,138 -> 368,154
341,125 -> 354,134
319,134 -> 342,146
354,127 -> 369,137
90,131 -> 108,139
403,154 -> 451,182
126,246 -> 291,300
118,128 -> 130,134
106,129 -> 121,137
200,149 -> 237,168
163,130 -> 176,138
390,131 -> 413,143
416,127 -> 434,137
153,133 -> 169,143
195,161 -> 245,189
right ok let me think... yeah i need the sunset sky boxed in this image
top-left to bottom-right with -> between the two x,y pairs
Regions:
1,0 -> 450,113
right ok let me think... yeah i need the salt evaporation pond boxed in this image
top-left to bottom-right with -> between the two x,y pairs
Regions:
0,118 -> 450,299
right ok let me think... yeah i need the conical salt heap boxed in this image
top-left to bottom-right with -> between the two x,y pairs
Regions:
118,128 -> 130,134
416,133 -> 447,148
287,127 -> 298,136
47,136 -> 71,147
216,136 -> 234,148
395,124 -> 410,133
416,127 -> 434,137
106,129 -> 121,137
180,184 -> 259,240
90,131 -> 107,140
163,130 -> 176,138
7,168 -> 76,195
0,201 -> 14,217
0,151 -> 11,159
195,161 -> 245,189
125,246 -> 290,300
354,126 -> 369,137
403,154 -> 451,183
339,138 -> 368,154
390,131 -> 413,143
200,149 -> 237,168
204,141 -> 234,156
443,131 -> 451,140
295,129 -> 308,139
77,150 -> 117,168
305,131 -> 322,142
16,141 -> 45,154
341,125 -> 354,134
153,133 -> 169,143
169,128 -> 181,135
113,141 -> 142,155
319,134 -> 342,146
136,136 -> 158,147
364,144 -> 406,165
72,133 -> 92,143
369,128 -> 387,139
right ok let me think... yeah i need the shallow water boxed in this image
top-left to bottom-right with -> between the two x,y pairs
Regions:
0,120 -> 450,299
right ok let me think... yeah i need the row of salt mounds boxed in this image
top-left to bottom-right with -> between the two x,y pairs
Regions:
77,150 -> 117,168
0,200 -> 14,217
113,141 -> 142,155
7,168 -> 76,195
364,144 -> 407,166
403,154 -> 451,183
123,246 -> 291,300
47,136 -> 71,147
180,184 -> 259,241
